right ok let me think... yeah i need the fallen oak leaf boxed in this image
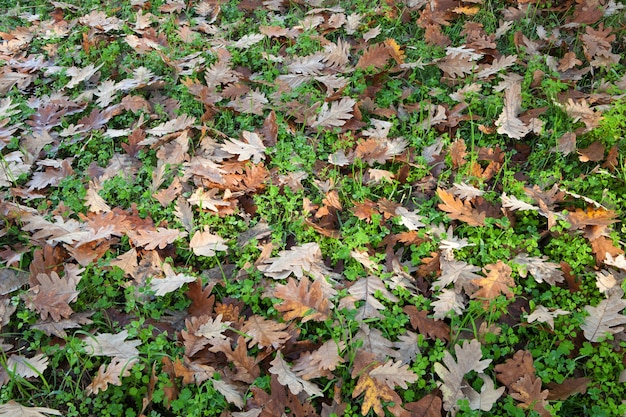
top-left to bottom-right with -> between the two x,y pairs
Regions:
0,401 -> 61,417
437,188 -> 486,226
86,357 -> 138,395
189,228 -> 228,257
220,131 -> 266,163
150,263 -> 196,296
269,351 -> 323,397
510,374 -> 550,417
128,227 -> 187,250
273,276 -> 330,322
241,315 -> 291,349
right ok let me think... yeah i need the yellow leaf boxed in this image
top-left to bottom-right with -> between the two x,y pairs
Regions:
453,6 -> 481,15
384,38 -> 405,65
352,373 -> 395,417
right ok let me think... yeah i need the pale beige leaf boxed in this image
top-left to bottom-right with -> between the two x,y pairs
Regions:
83,330 -> 141,359
431,260 -> 480,294
231,33 -> 265,49
190,229 -> 228,257
145,115 -> 195,136
65,64 -> 103,89
6,354 -> 48,378
269,351 -> 323,397
595,270 -> 620,294
452,182 -> 484,200
310,97 -> 355,128
150,263 -> 196,296
369,359 -> 418,389
501,193 -> 539,211
495,82 -> 529,139
0,401 -> 61,417
128,227 -> 187,250
581,290 -> 626,342
195,314 -> 230,340
526,305 -> 570,330
288,54 -> 324,75
434,339 -> 491,412
211,378 -> 244,408
188,188 -> 232,212
432,288 -> 466,319
257,242 -> 336,287
513,254 -> 564,285
462,373 -> 505,412
395,206 -> 425,230
220,131 -> 266,163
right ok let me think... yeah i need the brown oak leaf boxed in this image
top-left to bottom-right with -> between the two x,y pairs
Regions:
273,276 -> 330,322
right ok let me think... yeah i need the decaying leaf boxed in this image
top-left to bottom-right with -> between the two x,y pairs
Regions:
269,351 -> 323,397
310,97 -> 355,128
580,289 -> 626,342
510,374 -> 550,417
0,401 -> 61,417
150,263 -> 196,296
273,275 -> 330,322
86,357 -> 138,395
83,330 -> 141,359
434,339 -> 492,413
526,305 -> 570,330
437,188 -> 486,226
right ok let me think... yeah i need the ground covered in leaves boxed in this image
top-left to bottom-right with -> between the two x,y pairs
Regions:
1,0 -> 626,416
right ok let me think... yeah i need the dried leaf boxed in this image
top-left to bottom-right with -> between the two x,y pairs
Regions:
495,81 -> 529,139
273,276 -> 330,322
437,188 -> 486,226
581,289 -> 626,342
512,254 -> 564,285
86,357 -> 138,395
221,131 -> 266,163
471,261 -> 515,302
128,227 -> 187,250
526,305 -> 570,330
310,97 -> 355,128
434,339 -> 491,412
189,229 -> 228,257
369,359 -> 418,389
5,353 -> 48,378
269,351 -> 323,397
241,315 -> 291,349
0,401 -> 61,417
83,330 -> 141,359
510,374 -> 550,417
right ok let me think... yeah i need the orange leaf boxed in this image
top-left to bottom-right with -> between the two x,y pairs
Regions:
437,188 -> 486,226
273,276 -> 330,322
471,260 -> 515,303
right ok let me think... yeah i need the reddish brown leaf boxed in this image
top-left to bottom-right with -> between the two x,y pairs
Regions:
495,350 -> 535,388
186,279 -> 215,317
546,377 -> 591,401
510,374 -> 550,417
578,141 -> 605,162
403,306 -> 450,341
404,393 -> 443,417
209,337 -> 260,384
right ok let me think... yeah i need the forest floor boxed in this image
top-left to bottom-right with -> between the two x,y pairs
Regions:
1,0 -> 626,416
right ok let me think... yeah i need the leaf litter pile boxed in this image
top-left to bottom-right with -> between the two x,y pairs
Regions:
1,0 -> 626,416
